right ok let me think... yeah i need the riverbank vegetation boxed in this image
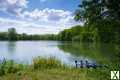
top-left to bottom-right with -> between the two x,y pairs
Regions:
0,58 -> 110,80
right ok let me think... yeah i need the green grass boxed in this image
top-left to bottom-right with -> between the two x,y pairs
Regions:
0,69 -> 110,80
0,57 -> 112,80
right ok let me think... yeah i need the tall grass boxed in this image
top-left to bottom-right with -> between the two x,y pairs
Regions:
32,57 -> 64,69
0,57 -> 66,76
0,57 -> 113,80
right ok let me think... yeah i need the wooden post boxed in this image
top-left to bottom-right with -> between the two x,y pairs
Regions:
75,60 -> 77,68
85,60 -> 89,68
80,60 -> 83,68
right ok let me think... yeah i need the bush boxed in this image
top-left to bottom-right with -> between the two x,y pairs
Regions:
0,59 -> 25,76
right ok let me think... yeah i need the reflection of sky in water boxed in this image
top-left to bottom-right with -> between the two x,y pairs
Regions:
0,41 -> 93,66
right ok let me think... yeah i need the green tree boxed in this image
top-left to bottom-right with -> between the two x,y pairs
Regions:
75,0 -> 120,24
74,0 -> 120,43
0,32 -> 8,40
58,25 -> 83,41
8,28 -> 18,41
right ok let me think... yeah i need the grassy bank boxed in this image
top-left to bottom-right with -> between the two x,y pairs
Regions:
0,57 -> 110,80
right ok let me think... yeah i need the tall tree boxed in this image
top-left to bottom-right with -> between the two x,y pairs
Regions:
74,0 -> 120,43
8,28 -> 18,41
74,0 -> 120,24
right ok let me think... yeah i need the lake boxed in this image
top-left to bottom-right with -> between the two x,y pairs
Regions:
0,41 -> 119,67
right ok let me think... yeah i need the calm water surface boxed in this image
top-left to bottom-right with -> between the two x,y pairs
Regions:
0,41 -> 118,66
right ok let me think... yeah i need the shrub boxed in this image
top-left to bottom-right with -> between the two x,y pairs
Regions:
0,59 -> 25,76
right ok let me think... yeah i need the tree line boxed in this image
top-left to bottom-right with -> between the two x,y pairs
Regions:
0,28 -> 57,41
57,22 -> 120,43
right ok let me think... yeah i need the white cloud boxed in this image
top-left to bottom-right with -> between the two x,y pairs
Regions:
0,0 -> 81,34
0,8 -> 81,34
0,0 -> 28,15
0,17 -> 70,34
21,8 -> 80,26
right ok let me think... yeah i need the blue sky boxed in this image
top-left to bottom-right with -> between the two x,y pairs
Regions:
28,0 -> 80,11
0,0 -> 81,34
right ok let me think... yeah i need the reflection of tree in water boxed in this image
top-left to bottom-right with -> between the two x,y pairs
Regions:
57,42 -> 103,61
114,44 -> 120,69
58,42 -> 101,57
8,41 -> 16,54
57,42 -> 120,69
115,44 -> 120,57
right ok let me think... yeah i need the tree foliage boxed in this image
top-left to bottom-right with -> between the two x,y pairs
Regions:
58,25 -> 83,41
8,28 -> 18,41
74,0 -> 120,43
75,0 -> 120,24
0,28 -> 57,41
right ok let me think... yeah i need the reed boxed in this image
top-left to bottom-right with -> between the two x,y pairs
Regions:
32,57 -> 64,69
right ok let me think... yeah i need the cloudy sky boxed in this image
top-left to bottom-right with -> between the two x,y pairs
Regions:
0,0 -> 81,34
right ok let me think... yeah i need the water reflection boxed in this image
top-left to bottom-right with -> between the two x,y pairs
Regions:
7,41 -> 16,54
0,41 -> 119,67
58,42 -> 120,65
0,41 -> 94,66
